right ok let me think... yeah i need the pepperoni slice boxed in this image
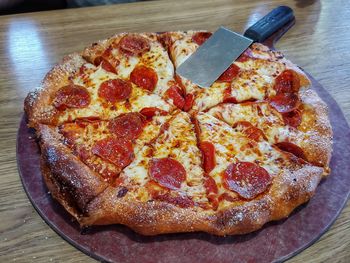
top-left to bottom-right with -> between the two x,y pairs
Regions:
92,137 -> 134,168
223,162 -> 271,199
275,142 -> 305,159
157,33 -> 171,50
269,93 -> 299,113
75,117 -> 100,128
149,158 -> 186,190
139,107 -> 168,119
118,35 -> 150,56
94,47 -> 119,74
130,65 -> 158,92
218,193 -> 239,202
192,32 -> 212,45
152,192 -> 194,208
274,69 -> 300,94
100,59 -> 117,74
94,56 -> 106,66
217,64 -> 240,82
108,113 -> 144,140
183,93 -> 194,112
233,121 -> 266,142
165,85 -> 185,109
199,141 -> 216,173
174,74 -> 186,94
282,109 -> 302,128
113,177 -> 125,188
78,65 -> 89,76
207,195 -> 219,211
193,117 -> 201,138
100,46 -> 113,58
98,78 -> 132,103
236,49 -> 253,62
204,175 -> 218,194
76,146 -> 92,163
223,87 -> 238,103
53,84 -> 90,110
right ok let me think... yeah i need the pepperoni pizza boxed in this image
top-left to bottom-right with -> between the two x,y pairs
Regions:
24,31 -> 332,236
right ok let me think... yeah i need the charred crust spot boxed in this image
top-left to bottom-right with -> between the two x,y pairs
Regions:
117,187 -> 128,198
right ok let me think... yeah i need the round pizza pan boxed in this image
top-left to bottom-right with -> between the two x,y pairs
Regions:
17,74 -> 350,263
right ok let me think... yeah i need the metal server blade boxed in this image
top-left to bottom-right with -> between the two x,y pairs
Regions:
176,27 -> 253,88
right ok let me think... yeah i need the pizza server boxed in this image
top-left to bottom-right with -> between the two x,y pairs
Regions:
176,6 -> 294,88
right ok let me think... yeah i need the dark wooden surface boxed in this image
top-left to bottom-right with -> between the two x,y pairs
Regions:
0,0 -> 349,262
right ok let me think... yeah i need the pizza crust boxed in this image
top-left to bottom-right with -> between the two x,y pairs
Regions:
38,124 -> 109,218
79,158 -> 324,236
298,87 -> 333,171
215,164 -> 323,235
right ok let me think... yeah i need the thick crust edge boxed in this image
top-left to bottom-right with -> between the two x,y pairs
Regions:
24,53 -> 86,128
299,87 -> 333,172
38,124 -> 108,218
77,163 -> 324,236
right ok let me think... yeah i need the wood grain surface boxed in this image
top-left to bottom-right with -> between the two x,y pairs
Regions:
0,0 -> 349,262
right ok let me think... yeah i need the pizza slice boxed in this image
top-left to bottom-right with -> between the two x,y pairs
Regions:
194,112 -> 325,215
164,31 -> 312,112
118,110 -> 208,207
164,31 -> 216,98
206,100 -> 332,170
82,33 -> 188,110
25,54 -> 175,127
56,112 -> 170,185
74,111 -> 216,234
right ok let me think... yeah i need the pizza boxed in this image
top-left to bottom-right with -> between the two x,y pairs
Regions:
24,31 -> 332,236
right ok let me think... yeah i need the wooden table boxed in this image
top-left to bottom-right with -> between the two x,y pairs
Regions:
0,0 -> 349,262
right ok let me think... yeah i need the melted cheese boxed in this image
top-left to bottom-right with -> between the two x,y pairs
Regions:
122,111 -> 208,203
151,112 -> 207,203
112,48 -> 140,79
196,112 -> 290,206
235,59 -> 285,82
120,115 -> 171,185
192,82 -> 228,112
207,102 -> 309,154
171,31 -> 199,68
192,70 -> 272,112
140,43 -> 175,97
230,70 -> 271,101
207,102 -> 284,128
249,43 -> 284,61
